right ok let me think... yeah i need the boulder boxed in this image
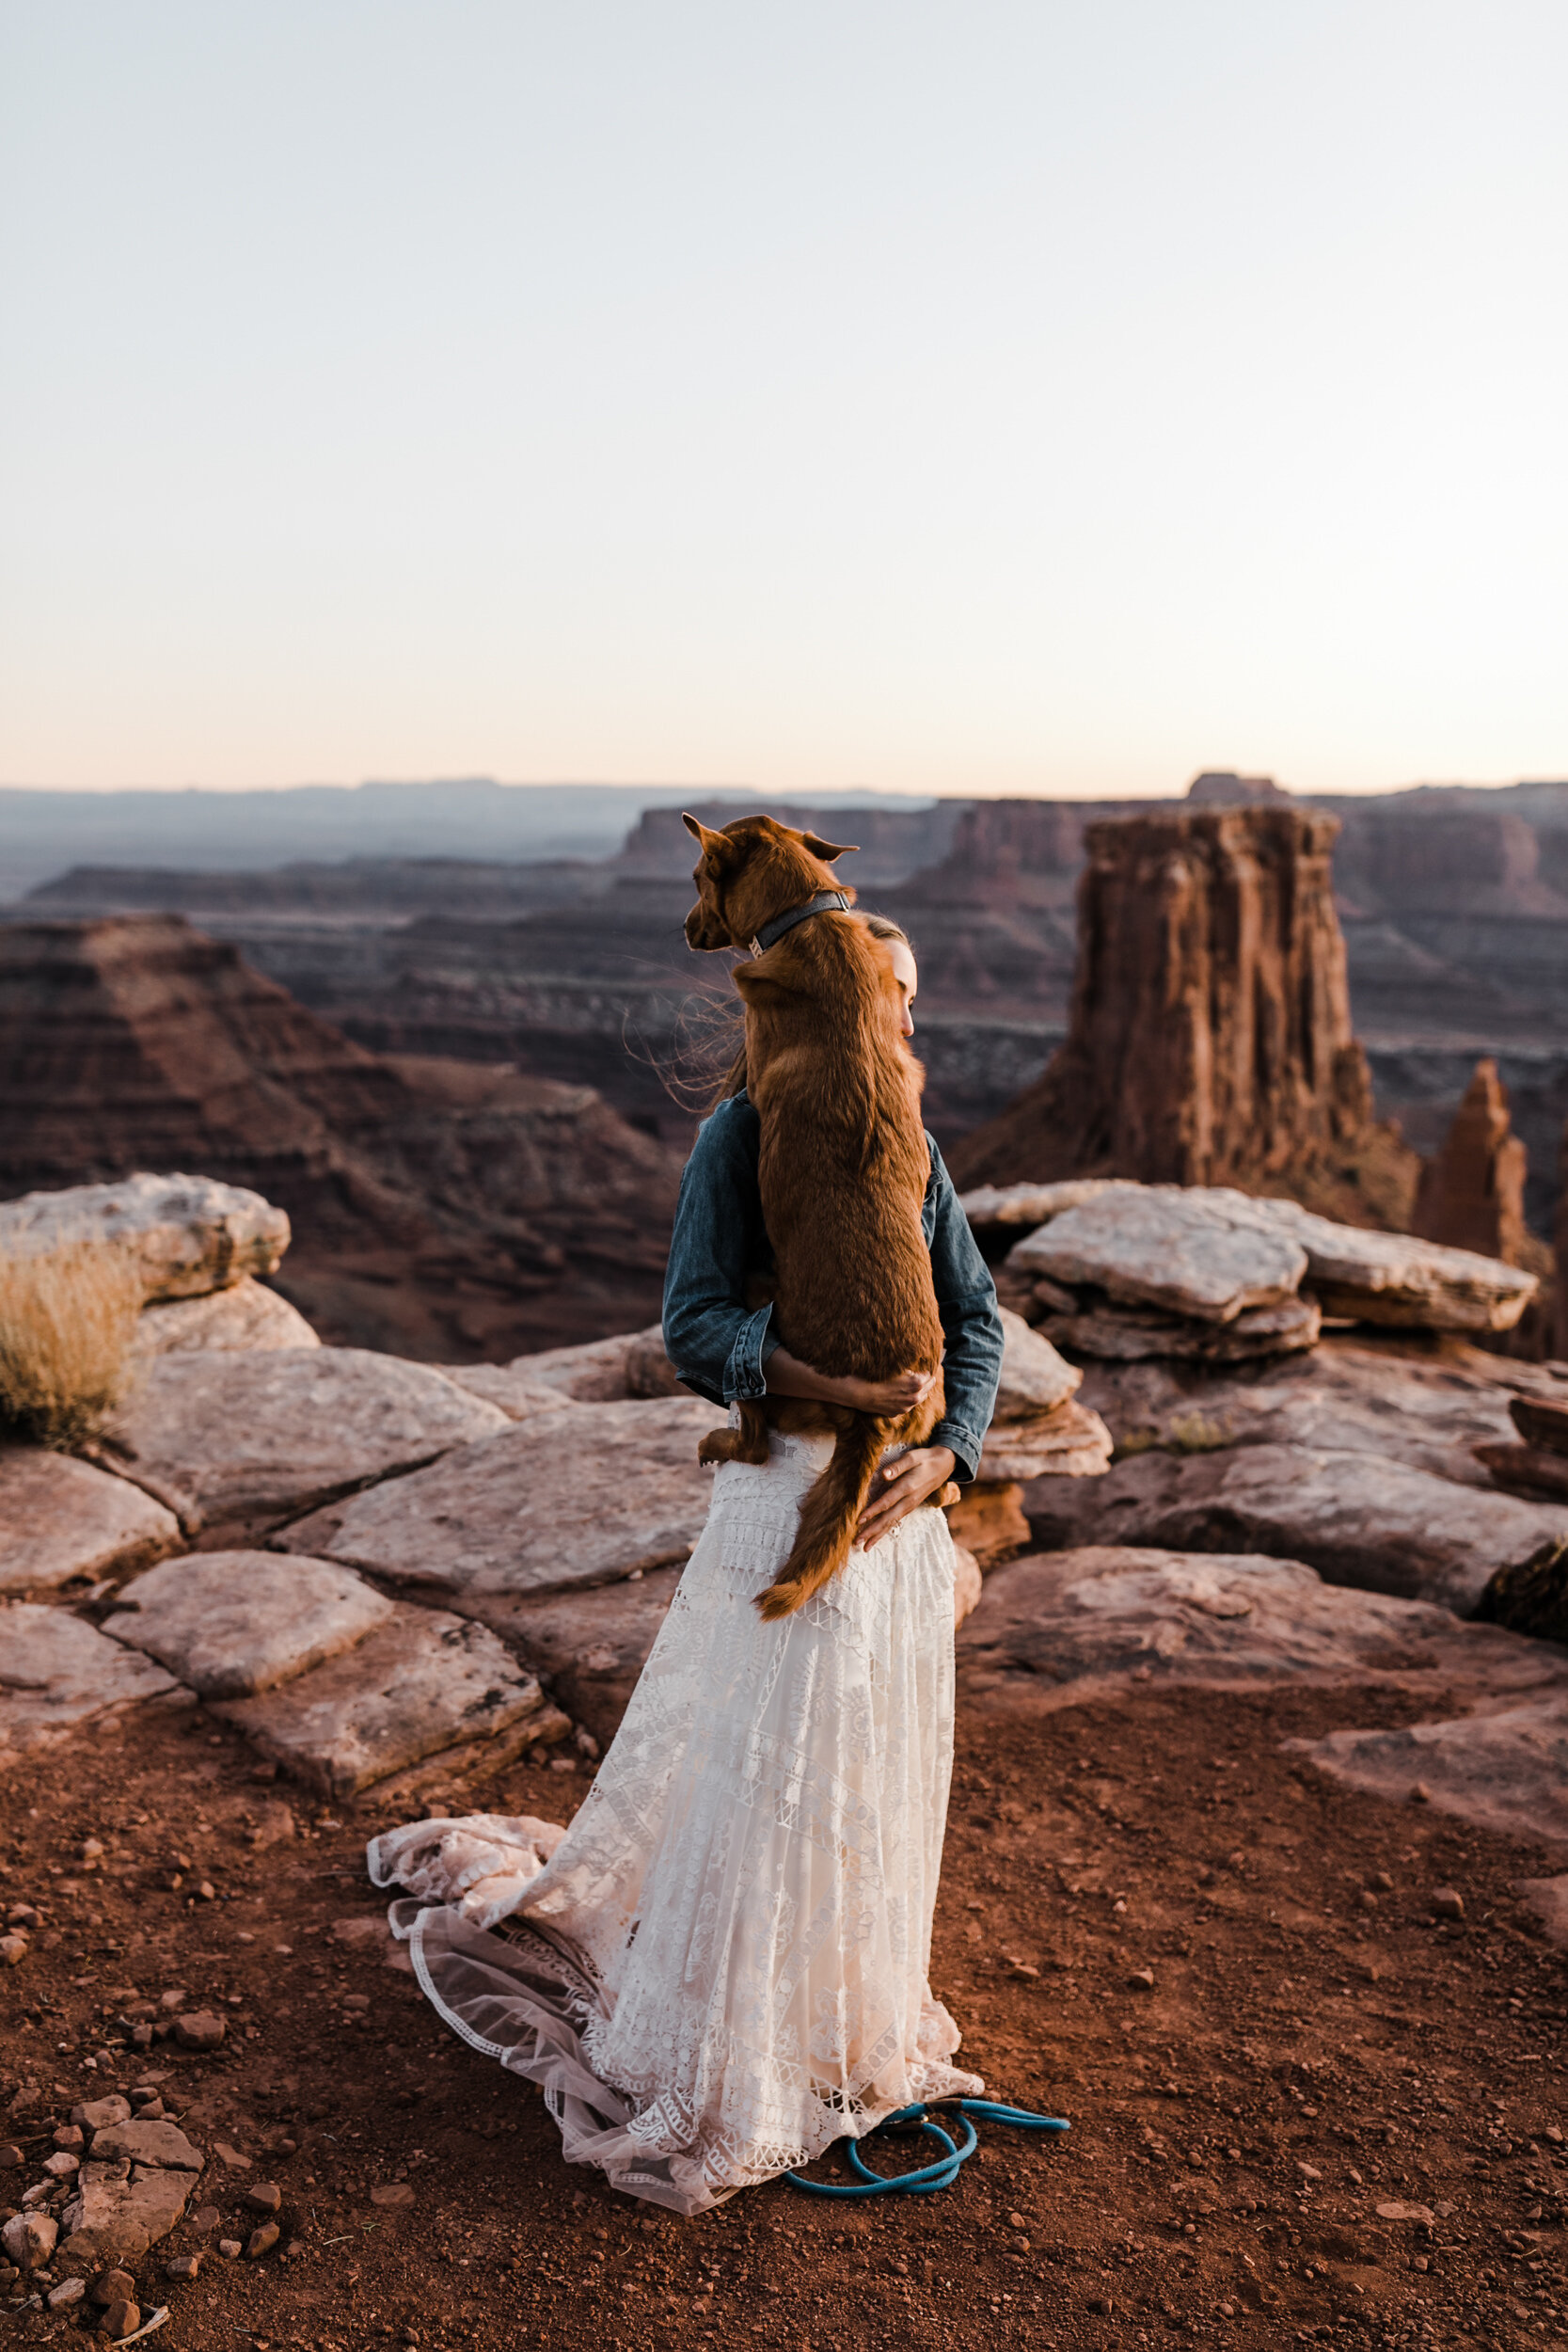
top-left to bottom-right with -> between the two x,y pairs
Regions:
1022,1441 -> 1568,1615
103,1552 -> 394,1699
0,1172 -> 289,1302
102,1347 -> 508,1530
1040,1293 -> 1321,1362
957,1546 -> 1566,1714
942,1480 -> 1031,1566
0,1447 -> 180,1592
1076,1339 -> 1519,1492
976,1399 -> 1113,1482
0,1604 -> 182,1759
129,1278 -> 318,1359
60,2158 -> 195,2264
1007,1187 -> 1307,1324
214,1603 -> 549,1797
277,1396 -> 721,1600
1292,1695 -> 1568,1846
991,1306 -> 1080,1418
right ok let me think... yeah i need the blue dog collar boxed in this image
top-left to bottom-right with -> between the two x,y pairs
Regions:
749,889 -> 851,957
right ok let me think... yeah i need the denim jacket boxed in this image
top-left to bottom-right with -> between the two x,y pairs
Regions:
661,1092 -> 1003,1483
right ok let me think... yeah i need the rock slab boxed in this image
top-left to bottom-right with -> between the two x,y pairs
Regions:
957,1546 -> 1568,1714
215,1602 -> 547,1795
0,1446 -> 181,1593
1009,1187 -> 1308,1324
1294,1695 -> 1568,1847
62,2160 -> 195,2263
103,1346 -> 509,1529
1022,1440 -> 1568,1614
103,1551 -> 395,1699
279,1395 -> 721,1598
0,1171 -> 289,1302
0,1603 -> 182,1759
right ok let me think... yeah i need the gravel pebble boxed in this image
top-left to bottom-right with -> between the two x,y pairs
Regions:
245,2220 -> 281,2259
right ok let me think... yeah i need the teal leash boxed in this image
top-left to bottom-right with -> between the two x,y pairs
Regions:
784,2097 -> 1069,2198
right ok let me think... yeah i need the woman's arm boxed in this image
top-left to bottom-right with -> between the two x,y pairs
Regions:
923,1137 -> 1004,1484
661,1099 -> 779,1406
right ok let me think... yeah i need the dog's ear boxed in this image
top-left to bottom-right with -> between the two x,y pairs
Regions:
799,833 -> 859,862
683,812 -> 730,856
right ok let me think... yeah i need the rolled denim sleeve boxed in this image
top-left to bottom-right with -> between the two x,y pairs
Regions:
922,1136 -> 1003,1484
662,1097 -> 780,1406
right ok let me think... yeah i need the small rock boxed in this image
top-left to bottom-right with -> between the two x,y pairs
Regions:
245,2183 -> 282,2215
1410,1782 -> 1431,1804
193,2206 -> 220,2231
213,2139 -> 251,2170
370,2182 -> 415,2207
1356,1888 -> 1378,1912
7,1902 -> 41,1927
81,1837 -> 105,1865
218,2238 -> 242,2259
2,2211 -> 57,2267
245,2220 -> 280,2259
72,2096 -> 132,2131
42,2151 -> 80,2179
0,2142 -> 22,2169
1546,2124 -> 1563,2145
135,2099 -> 166,2122
102,2299 -> 141,2341
47,2275 -> 87,2309
53,2125 -> 85,2152
1375,2201 -> 1435,2226
158,1988 -> 187,2010
90,2265 -> 136,2306
90,2119 -> 203,2170
1431,1886 -> 1465,1919
1128,1967 -> 1155,1990
1297,2162 -> 1322,2182
0,1933 -> 28,1966
173,2010 -> 226,2050
165,2252 -> 202,2279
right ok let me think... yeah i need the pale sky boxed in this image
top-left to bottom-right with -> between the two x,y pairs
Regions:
3,2 -> 1564,799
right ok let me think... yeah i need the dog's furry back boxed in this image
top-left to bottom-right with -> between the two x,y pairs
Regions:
683,814 -> 945,1618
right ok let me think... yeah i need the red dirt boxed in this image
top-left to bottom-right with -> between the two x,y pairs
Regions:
4,1681 -> 1565,2349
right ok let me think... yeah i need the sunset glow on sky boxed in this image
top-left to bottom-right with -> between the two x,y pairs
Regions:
3,3 -> 1564,798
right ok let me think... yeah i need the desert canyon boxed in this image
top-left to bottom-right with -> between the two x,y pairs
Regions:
4,775 -> 1568,2351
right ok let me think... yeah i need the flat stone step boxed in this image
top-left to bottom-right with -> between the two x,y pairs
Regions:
0,1603 -> 183,1760
0,1448 -> 180,1593
103,1549 -> 395,1699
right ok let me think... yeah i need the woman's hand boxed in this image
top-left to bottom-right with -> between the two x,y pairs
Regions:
857,1446 -> 958,1549
765,1347 -> 936,1417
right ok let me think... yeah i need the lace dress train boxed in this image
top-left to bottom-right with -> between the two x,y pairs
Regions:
367,1428 -> 982,2214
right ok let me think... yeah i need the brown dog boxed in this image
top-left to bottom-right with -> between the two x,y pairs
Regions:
683,811 -> 946,1620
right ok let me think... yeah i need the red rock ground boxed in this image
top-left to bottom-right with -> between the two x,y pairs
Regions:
4,1681 -> 1566,2350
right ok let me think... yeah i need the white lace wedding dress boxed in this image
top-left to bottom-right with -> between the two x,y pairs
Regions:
367,1427 -> 983,2214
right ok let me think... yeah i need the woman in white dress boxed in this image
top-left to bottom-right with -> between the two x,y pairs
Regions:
369,924 -> 1005,2214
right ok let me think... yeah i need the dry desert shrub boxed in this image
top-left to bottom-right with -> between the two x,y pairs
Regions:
0,1241 -> 144,1449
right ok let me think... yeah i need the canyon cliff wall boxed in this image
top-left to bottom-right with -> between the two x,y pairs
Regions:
948,806 -> 1384,1202
0,915 -> 683,1358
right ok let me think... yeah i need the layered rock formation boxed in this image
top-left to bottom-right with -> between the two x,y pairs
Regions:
0,914 -> 684,1356
1412,1059 -> 1528,1262
947,807 -> 1386,1211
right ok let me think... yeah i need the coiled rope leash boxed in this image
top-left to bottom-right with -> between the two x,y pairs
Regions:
784,2097 -> 1069,2198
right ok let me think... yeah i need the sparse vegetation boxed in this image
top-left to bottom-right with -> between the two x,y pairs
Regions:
1114,1410 -> 1233,1460
0,1241 -> 143,1448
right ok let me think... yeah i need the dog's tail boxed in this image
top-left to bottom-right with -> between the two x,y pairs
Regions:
755,1416 -> 887,1621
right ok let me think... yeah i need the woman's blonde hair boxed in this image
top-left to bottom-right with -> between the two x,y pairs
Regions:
708,913 -> 912,1107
